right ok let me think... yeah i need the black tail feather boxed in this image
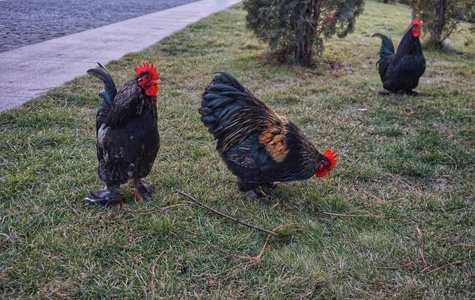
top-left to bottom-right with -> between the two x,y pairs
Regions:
200,72 -> 265,135
372,33 -> 395,59
210,71 -> 245,92
87,62 -> 117,109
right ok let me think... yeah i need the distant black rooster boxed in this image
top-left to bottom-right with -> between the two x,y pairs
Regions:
85,62 -> 162,206
199,72 -> 337,200
373,19 -> 426,95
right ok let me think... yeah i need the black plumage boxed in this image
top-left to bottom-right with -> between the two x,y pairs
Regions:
200,72 -> 337,200
85,62 -> 161,206
373,20 -> 426,94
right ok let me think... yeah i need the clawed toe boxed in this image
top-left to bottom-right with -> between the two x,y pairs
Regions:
406,90 -> 419,96
133,179 -> 156,201
250,187 -> 272,203
267,182 -> 280,189
85,188 -> 122,206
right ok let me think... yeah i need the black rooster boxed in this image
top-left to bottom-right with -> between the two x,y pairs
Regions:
200,72 -> 337,200
373,19 -> 426,95
85,62 -> 162,206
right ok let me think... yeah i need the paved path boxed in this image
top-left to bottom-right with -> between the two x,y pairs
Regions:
0,0 -> 242,112
0,0 -> 201,53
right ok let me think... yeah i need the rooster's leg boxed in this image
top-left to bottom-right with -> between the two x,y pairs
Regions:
237,180 -> 272,202
250,187 -> 273,203
250,187 -> 267,199
265,182 -> 280,189
133,179 -> 156,202
85,185 -> 122,206
405,90 -> 419,96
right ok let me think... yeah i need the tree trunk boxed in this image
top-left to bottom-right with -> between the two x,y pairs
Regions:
431,0 -> 447,48
294,0 -> 321,67
295,29 -> 313,67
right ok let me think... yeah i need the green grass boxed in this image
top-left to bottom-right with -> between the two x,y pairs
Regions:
1,1 -> 474,298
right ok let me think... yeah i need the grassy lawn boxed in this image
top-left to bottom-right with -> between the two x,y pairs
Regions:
1,0 -> 474,298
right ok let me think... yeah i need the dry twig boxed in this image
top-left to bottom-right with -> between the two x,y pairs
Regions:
415,225 -> 427,266
176,190 -> 277,236
151,250 -> 165,296
363,190 -> 387,204
0,232 -> 14,244
63,196 -> 80,216
209,235 -> 271,263
426,260 -> 469,274
445,154 -> 458,170
322,211 -> 382,218
454,244 -> 475,248
203,236 -> 271,285
386,172 -> 422,191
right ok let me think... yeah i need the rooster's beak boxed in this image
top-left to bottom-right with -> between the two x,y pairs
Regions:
155,79 -> 163,86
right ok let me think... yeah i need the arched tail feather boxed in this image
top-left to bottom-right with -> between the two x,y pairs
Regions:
372,33 -> 395,59
200,72 -> 269,144
87,62 -> 117,109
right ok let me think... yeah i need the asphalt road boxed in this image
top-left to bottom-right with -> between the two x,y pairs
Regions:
0,0 -> 200,53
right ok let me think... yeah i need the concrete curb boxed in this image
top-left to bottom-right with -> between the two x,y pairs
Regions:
0,0 -> 242,112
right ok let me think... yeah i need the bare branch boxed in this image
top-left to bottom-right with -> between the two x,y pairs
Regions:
416,225 -> 427,266
322,211 -> 382,218
150,250 -> 165,297
209,235 -> 271,263
176,190 -> 277,236
426,260 -> 469,274
454,244 -> 475,248
381,261 -> 416,270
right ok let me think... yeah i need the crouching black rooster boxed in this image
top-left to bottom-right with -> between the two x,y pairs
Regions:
199,72 -> 337,201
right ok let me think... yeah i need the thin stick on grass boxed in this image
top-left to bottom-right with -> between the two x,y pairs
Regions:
209,235 -> 271,263
63,196 -> 80,216
363,190 -> 387,204
416,225 -> 428,266
381,261 -> 416,270
445,154 -> 458,170
151,250 -> 165,297
176,190 -> 277,236
454,244 -> 475,248
426,260 -> 469,274
0,232 -> 14,244
386,172 -> 422,191
322,211 -> 382,218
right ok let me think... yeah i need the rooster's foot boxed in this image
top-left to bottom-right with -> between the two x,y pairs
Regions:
405,90 -> 420,96
133,179 -> 156,202
85,188 -> 122,207
266,182 -> 280,189
378,90 -> 392,96
250,187 -> 273,203
237,180 -> 272,203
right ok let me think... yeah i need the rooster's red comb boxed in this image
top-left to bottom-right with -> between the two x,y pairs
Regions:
135,62 -> 159,80
324,149 -> 338,172
412,19 -> 422,27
